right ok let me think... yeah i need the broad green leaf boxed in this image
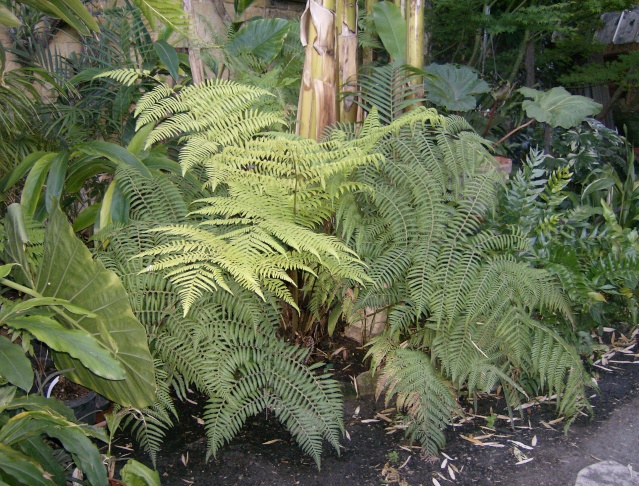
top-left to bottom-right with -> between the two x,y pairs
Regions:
72,203 -> 101,232
0,5 -> 21,27
132,0 -> 190,34
519,87 -> 602,129
0,336 -> 33,392
0,411 -> 107,486
2,297 -> 96,319
8,316 -> 125,380
77,141 -> 152,178
0,152 -> 47,192
120,459 -> 161,486
154,40 -> 179,81
46,426 -> 107,486
35,206 -> 156,408
5,395 -> 75,421
0,264 -> 14,279
372,2 -> 406,62
423,64 -> 490,112
226,18 -> 290,64
20,153 -> 57,219
3,204 -> 33,287
0,444 -> 53,486
0,386 -> 17,413
127,123 -> 155,156
16,435 -> 66,484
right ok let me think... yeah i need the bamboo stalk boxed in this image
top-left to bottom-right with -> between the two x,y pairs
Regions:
296,0 -> 338,140
362,0 -> 378,65
338,0 -> 358,123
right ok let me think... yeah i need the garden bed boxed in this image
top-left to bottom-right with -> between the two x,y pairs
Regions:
117,332 -> 639,485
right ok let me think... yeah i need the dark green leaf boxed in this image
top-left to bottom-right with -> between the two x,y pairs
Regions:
35,206 -> 156,408
154,40 -> 179,81
423,64 -> 490,111
226,18 -> 290,64
44,152 -> 68,214
8,316 -> 125,380
77,141 -> 152,178
0,444 -> 53,486
0,336 -> 32,392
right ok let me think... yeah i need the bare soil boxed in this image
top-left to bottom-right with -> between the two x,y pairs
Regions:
116,337 -> 639,486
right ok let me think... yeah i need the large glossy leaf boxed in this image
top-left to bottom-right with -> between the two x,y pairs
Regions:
519,87 -> 602,129
372,2 -> 406,62
33,206 -> 156,407
0,336 -> 33,392
3,204 -> 33,286
20,153 -> 57,219
8,316 -> 125,380
0,444 -> 53,486
423,64 -> 490,111
225,18 -> 290,64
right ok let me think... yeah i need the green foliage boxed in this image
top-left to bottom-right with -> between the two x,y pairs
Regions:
493,146 -> 639,331
372,1 -> 406,61
519,87 -> 602,129
354,62 -> 426,125
1,203 -> 156,408
423,64 -> 490,112
95,163 -> 345,467
0,391 -> 109,485
337,114 -> 592,454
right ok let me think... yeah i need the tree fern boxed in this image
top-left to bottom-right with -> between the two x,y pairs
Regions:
96,161 -> 345,467
347,112 -> 593,453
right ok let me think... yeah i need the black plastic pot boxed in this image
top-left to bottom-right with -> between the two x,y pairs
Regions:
64,390 -> 110,425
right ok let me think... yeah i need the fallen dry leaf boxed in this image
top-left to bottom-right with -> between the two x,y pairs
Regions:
262,439 -> 284,445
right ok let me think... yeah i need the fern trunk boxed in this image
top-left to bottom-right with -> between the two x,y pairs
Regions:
406,0 -> 424,83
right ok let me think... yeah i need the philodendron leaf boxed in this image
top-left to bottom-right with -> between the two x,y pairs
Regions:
519,87 -> 602,129
225,18 -> 290,64
373,1 -> 406,62
31,205 -> 156,408
0,336 -> 33,392
423,64 -> 490,111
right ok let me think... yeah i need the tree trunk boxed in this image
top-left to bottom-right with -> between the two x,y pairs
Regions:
525,37 -> 535,87
183,0 -> 204,85
507,29 -> 530,84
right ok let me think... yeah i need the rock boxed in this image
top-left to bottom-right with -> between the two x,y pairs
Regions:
575,460 -> 639,486
343,307 -> 386,344
354,370 -> 377,398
